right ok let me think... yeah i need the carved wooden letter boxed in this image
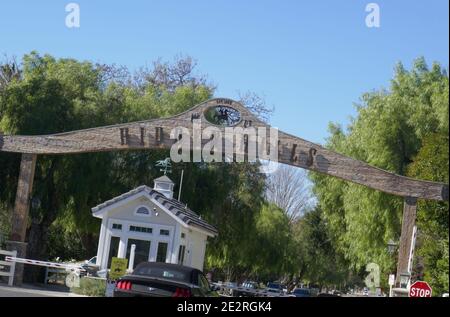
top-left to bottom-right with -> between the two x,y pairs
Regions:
120,128 -> 129,145
306,148 -> 317,167
140,127 -> 145,146
291,144 -> 298,163
155,127 -> 163,144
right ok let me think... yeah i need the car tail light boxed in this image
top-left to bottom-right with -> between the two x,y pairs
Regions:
116,280 -> 132,291
173,288 -> 191,297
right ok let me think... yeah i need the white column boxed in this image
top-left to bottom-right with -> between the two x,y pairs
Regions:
197,238 -> 207,271
149,240 -> 157,262
171,224 -> 181,264
101,231 -> 112,269
128,244 -> 136,271
96,220 -> 107,267
186,236 -> 193,267
118,237 -> 127,258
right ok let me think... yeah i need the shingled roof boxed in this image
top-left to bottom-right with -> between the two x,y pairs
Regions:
91,185 -> 218,236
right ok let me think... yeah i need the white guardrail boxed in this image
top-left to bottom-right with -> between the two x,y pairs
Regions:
4,256 -> 82,271
0,249 -> 17,286
4,256 -> 86,288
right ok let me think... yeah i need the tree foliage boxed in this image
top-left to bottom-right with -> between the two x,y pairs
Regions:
310,58 -> 449,292
292,207 -> 353,287
407,133 -> 449,295
0,52 -> 282,283
1,53 -> 447,292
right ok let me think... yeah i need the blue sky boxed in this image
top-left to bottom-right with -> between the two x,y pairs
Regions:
0,0 -> 448,143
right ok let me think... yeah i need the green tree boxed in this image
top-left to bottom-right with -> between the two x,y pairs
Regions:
291,207 -> 351,288
247,203 -> 292,281
407,133 -> 449,295
0,52 -> 276,283
310,58 -> 449,290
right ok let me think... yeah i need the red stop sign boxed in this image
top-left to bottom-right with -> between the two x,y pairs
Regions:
409,281 -> 432,297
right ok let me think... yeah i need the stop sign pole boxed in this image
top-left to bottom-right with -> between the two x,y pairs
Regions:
409,281 -> 432,297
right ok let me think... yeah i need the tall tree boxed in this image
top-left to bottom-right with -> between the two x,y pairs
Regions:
407,133 -> 449,295
1,52 -> 278,283
291,207 -> 352,288
266,165 -> 314,224
310,58 -> 449,289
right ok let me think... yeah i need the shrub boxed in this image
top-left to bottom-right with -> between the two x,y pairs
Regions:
71,276 -> 106,297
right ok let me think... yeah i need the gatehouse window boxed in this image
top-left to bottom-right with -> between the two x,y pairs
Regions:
134,205 -> 151,216
155,183 -> 173,191
178,245 -> 186,265
160,229 -> 170,236
107,236 -> 120,269
130,225 -> 153,234
156,242 -> 168,262
112,223 -> 122,230
126,238 -> 151,269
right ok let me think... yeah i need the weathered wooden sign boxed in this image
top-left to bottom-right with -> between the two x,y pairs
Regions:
0,98 -> 448,287
1,98 -> 447,201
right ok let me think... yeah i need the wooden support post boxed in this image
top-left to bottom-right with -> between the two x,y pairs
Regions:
395,196 -> 417,287
6,153 -> 37,286
10,153 -> 37,242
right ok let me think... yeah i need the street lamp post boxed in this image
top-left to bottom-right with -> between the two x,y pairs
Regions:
387,240 -> 398,297
31,197 -> 41,210
387,238 -> 411,297
387,240 -> 397,255
399,272 -> 411,289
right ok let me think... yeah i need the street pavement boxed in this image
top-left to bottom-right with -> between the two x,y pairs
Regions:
0,284 -> 85,297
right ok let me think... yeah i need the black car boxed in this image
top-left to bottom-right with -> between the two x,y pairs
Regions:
264,282 -> 287,296
291,288 -> 311,297
113,262 -> 216,297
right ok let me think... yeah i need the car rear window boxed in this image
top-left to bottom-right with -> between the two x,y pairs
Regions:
294,289 -> 310,295
133,266 -> 190,283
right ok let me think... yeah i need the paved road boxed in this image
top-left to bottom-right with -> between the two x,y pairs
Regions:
0,284 -> 85,297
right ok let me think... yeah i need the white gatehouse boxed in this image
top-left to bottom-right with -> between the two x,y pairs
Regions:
92,175 -> 218,271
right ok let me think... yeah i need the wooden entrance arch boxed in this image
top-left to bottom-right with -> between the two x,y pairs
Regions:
1,98 -> 448,286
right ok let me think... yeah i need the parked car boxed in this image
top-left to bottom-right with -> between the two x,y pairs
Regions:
241,281 -> 259,289
113,262 -> 217,297
222,281 -> 238,296
79,256 -> 99,276
291,288 -> 311,297
317,293 -> 340,297
265,282 -> 286,295
232,281 -> 261,297
225,281 -> 238,288
332,290 -> 342,296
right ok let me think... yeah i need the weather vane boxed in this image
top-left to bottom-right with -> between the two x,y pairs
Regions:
155,157 -> 172,175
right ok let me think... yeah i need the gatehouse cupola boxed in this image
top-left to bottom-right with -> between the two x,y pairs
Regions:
153,175 -> 174,199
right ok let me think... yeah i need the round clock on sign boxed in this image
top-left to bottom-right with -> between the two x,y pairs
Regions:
204,105 -> 242,127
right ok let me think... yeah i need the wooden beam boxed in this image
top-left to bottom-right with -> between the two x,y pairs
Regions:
10,153 -> 37,242
395,197 -> 417,287
0,98 -> 448,201
277,131 -> 448,201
